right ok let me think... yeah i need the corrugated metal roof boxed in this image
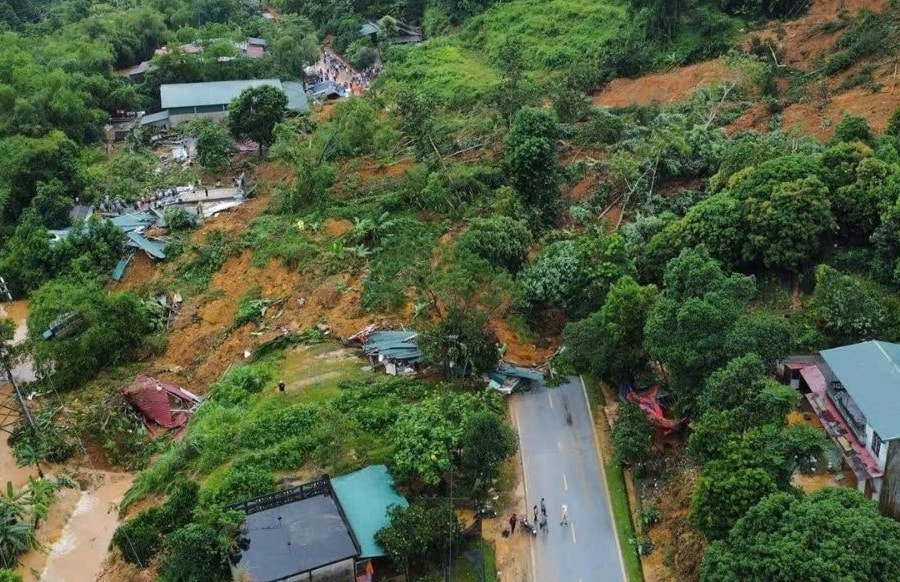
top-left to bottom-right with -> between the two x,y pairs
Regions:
110,212 -> 156,232
140,110 -> 169,125
361,331 -> 421,361
126,230 -> 167,259
820,340 -> 900,440
161,79 -> 283,109
332,465 -> 408,558
496,362 -> 544,382
281,81 -> 310,112
122,374 -> 200,429
360,21 -> 380,35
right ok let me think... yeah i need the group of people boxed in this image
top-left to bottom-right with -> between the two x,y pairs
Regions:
348,63 -> 381,94
134,188 -> 185,212
306,48 -> 381,97
509,498 -> 568,534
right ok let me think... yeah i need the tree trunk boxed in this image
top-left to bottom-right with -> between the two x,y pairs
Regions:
879,441 -> 900,519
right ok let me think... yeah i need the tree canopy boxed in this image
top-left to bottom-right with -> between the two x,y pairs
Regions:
228,85 -> 288,156
701,488 -> 900,581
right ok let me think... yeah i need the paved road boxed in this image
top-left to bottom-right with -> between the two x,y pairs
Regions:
511,377 -> 627,582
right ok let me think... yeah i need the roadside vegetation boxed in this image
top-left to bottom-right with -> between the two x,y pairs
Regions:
4,0 -> 900,579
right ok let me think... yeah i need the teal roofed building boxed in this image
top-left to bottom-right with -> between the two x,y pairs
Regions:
230,466 -> 407,581
159,79 -> 309,127
332,464 -> 409,558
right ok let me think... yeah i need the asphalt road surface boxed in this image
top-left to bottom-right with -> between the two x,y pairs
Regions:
511,377 -> 627,582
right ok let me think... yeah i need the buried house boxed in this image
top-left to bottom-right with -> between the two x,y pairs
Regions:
121,375 -> 202,438
783,340 -> 900,519
230,465 -> 407,582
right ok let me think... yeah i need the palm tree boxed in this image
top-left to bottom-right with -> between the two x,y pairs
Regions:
0,482 -> 38,569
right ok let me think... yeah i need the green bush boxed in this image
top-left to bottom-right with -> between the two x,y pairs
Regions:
203,464 -> 276,507
112,507 -> 167,566
0,570 -> 23,582
112,479 -> 198,566
163,205 -> 195,231
238,403 -> 321,449
457,216 -> 532,272
187,404 -> 243,472
208,363 -> 271,406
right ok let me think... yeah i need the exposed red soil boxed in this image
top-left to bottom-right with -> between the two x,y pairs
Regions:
595,0 -> 895,141
593,59 -> 739,108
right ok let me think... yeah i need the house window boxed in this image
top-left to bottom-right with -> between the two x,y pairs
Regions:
872,431 -> 883,458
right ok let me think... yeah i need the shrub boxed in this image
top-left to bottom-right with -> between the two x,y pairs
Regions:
351,46 -> 378,70
0,570 -> 23,582
163,206 -> 195,231
611,402 -> 653,464
111,479 -> 198,566
457,216 -> 532,272
238,403 -> 320,449
203,464 -> 276,507
112,507 -> 167,566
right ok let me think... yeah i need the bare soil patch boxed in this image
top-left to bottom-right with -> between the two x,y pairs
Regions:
593,59 -> 735,108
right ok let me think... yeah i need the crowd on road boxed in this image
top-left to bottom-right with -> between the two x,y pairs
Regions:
305,47 -> 382,97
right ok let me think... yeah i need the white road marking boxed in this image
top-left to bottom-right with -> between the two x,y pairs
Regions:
563,473 -> 568,491
548,392 -> 554,408
557,439 -> 563,451
581,375 -> 628,582
572,522 -> 577,544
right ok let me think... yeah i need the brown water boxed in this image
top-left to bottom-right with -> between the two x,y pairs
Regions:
0,301 -> 38,489
35,473 -> 134,582
1,302 -> 135,582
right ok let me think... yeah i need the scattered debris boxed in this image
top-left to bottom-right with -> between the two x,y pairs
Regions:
487,362 -> 544,395
346,326 -> 421,375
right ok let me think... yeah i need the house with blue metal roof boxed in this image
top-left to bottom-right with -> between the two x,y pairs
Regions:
790,340 -> 900,516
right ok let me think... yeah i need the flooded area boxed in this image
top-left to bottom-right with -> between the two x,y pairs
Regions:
35,473 -> 134,582
1,300 -> 38,489
1,301 -> 135,582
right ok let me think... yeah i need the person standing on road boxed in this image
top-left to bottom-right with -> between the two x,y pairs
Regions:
540,498 -> 546,518
560,504 -> 569,526
533,504 -> 538,523
509,513 -> 517,534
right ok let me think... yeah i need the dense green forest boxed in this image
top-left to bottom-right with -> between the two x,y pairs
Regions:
3,0 -> 900,579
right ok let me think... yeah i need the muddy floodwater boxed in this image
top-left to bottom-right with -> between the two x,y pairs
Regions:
37,473 -> 134,582
1,301 -> 134,582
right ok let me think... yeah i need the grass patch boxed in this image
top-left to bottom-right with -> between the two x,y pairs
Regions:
381,37 -> 500,109
582,374 -> 644,582
450,538 -> 499,582
241,214 -> 319,271
462,0 -> 627,71
605,459 -> 645,582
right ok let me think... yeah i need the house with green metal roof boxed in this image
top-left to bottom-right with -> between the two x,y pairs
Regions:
159,79 -> 309,127
791,340 -> 900,516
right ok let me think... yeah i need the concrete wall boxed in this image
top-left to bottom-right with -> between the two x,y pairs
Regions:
168,105 -> 229,127
864,424 -> 889,470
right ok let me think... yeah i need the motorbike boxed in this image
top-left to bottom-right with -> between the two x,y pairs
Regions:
475,505 -> 497,519
520,516 -> 537,536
